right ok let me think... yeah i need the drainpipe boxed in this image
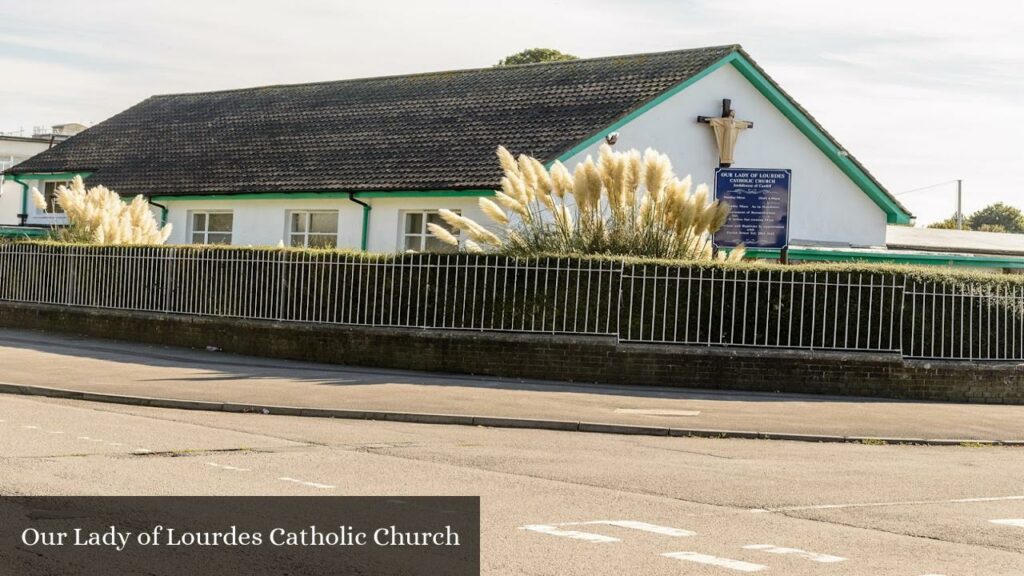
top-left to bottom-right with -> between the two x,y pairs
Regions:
149,199 -> 169,227
10,173 -> 29,225
347,193 -> 371,251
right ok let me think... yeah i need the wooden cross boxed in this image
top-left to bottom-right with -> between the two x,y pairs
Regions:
698,99 -> 753,167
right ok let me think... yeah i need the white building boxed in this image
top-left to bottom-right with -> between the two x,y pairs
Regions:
0,124 -> 88,238
2,46 -> 1020,270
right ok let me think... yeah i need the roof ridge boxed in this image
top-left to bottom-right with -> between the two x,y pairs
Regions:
149,44 -> 741,99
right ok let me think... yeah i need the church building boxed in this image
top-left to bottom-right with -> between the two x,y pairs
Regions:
2,44 -> 1021,270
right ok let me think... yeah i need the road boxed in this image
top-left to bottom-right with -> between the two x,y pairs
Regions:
1,394 -> 1023,575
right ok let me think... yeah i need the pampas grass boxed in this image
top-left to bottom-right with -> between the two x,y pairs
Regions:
40,175 -> 172,245
430,145 -> 745,262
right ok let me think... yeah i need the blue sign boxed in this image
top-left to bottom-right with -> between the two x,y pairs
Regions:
713,168 -> 791,249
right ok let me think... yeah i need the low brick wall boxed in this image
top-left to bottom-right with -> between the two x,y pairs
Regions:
2,301 -> 1023,404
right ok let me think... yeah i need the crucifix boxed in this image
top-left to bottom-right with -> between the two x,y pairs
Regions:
698,98 -> 753,167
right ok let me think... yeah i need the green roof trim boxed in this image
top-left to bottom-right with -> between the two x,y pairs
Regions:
729,54 -> 912,225
553,52 -> 737,163
745,246 -> 1024,269
7,172 -> 92,180
149,189 -> 495,202
554,50 -> 912,226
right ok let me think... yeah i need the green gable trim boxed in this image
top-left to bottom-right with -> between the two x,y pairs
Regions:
553,52 -> 738,164
729,55 -> 911,225
772,247 -> 1024,269
149,189 -> 495,202
553,51 -> 912,226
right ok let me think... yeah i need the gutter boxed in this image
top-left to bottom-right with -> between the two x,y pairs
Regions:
149,199 -> 169,227
347,193 -> 371,251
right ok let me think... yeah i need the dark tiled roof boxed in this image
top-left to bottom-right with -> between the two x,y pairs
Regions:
6,46 -> 738,196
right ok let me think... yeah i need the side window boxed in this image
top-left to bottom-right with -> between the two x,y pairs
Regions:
402,210 -> 459,253
190,211 -> 233,245
41,181 -> 69,214
289,211 -> 339,248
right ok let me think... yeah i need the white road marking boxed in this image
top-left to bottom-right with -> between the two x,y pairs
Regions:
991,519 -> 1024,528
614,408 -> 701,417
743,544 -> 846,563
756,494 -> 1024,513
570,520 -> 695,537
519,525 -> 620,543
107,442 -> 124,446
46,430 -> 64,434
278,477 -> 335,490
133,448 -> 153,453
207,462 -> 250,472
663,552 -> 766,572
22,425 -> 39,429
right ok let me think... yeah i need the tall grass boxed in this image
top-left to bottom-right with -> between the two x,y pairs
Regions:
31,175 -> 172,245
430,145 -> 744,261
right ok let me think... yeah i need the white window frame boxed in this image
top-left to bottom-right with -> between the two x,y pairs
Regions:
400,209 -> 460,253
189,210 -> 234,245
287,210 -> 339,248
27,179 -> 71,225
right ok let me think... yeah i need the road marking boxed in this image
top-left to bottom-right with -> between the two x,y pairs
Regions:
614,408 -> 701,417
107,442 -> 124,446
278,477 -> 335,490
133,448 -> 153,453
991,519 -> 1024,528
663,552 -> 766,572
46,430 -> 64,434
519,525 -> 620,543
743,544 -> 846,563
756,494 -> 1024,513
207,462 -> 250,472
22,425 -> 39,429
570,520 -> 695,537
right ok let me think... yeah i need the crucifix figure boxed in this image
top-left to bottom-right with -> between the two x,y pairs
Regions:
698,99 -> 753,167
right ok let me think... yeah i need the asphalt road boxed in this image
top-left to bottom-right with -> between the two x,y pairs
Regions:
1,395 -> 1022,575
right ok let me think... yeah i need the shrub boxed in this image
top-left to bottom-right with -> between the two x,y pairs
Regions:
31,176 -> 172,244
429,145 -> 744,262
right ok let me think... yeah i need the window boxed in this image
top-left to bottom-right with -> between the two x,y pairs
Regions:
41,181 -> 69,214
190,211 -> 233,245
402,210 -> 459,253
289,211 -> 338,248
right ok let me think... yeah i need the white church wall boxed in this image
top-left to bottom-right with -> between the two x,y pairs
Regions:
560,63 -> 889,248
162,194 -> 487,252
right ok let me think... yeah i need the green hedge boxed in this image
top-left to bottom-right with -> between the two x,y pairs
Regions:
1,242 -> 1021,359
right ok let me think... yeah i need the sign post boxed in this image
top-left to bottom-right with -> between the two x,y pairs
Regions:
713,168 -> 791,250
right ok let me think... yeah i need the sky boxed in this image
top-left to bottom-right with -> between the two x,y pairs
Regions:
1,0 -> 1021,226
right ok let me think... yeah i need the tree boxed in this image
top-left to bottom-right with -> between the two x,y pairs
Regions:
496,48 -> 578,66
31,176 -> 172,244
428,145 -> 744,262
927,202 -> 1024,234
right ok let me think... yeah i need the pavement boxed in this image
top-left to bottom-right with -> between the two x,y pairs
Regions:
0,328 -> 1023,443
2,394 -> 1023,575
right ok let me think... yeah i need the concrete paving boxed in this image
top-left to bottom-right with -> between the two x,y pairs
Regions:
1,328 -> 1023,441
1,395 -> 1023,575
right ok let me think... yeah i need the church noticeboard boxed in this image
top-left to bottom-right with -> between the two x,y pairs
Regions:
713,168 -> 791,249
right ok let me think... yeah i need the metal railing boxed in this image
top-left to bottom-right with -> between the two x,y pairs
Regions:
904,280 -> 1024,360
619,265 -> 903,352
0,244 -> 1021,361
0,245 -> 619,335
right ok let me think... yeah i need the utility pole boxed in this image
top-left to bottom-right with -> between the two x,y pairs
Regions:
955,179 -> 963,230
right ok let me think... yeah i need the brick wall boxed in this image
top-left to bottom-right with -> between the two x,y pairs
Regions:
2,301 -> 1022,404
